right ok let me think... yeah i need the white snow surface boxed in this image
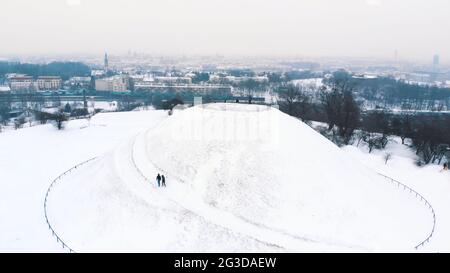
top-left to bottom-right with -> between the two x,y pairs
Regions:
0,110 -> 167,252
45,104 -> 430,251
342,140 -> 450,252
1,103 -> 447,252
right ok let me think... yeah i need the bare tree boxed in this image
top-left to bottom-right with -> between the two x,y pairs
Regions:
278,83 -> 301,116
384,153 -> 392,164
14,117 -> 26,130
365,111 -> 391,149
278,83 -> 313,121
46,109 -> 68,130
410,117 -> 450,165
0,105 -> 9,126
33,110 -> 53,125
356,130 -> 369,147
296,91 -> 312,122
240,79 -> 259,104
320,78 -> 361,144
397,114 -> 413,145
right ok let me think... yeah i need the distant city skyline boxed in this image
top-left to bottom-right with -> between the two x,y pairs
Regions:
1,0 -> 449,64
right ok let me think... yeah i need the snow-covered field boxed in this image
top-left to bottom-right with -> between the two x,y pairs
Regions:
0,110 -> 167,251
1,103 -> 449,252
342,140 -> 450,252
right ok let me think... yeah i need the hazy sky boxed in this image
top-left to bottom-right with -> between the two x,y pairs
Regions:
1,0 -> 449,62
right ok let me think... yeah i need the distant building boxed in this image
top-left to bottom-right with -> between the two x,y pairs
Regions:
95,75 -> 130,92
222,76 -> 269,84
104,52 -> 109,72
154,76 -> 192,84
209,74 -> 221,83
91,70 -> 106,77
0,85 -> 11,92
433,54 -> 440,67
67,76 -> 92,89
209,75 -> 269,84
184,72 -> 196,78
5,73 -> 28,79
130,74 -> 145,82
432,54 -> 440,73
8,76 -> 34,92
37,76 -> 62,90
134,82 -> 232,95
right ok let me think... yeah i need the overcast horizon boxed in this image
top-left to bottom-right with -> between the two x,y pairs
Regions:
1,0 -> 449,64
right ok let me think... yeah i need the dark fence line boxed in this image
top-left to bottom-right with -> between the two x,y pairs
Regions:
43,157 -> 98,253
377,173 -> 436,250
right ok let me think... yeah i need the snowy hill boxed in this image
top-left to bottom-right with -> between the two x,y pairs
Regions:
44,103 -> 433,252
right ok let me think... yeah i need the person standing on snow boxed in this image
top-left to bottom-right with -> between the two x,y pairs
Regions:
161,175 -> 166,187
156,173 -> 161,187
441,163 -> 448,172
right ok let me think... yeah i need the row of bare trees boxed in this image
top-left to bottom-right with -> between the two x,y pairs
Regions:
319,78 -> 361,145
276,75 -> 450,166
31,109 -> 68,130
277,83 -> 312,122
408,117 -> 450,165
359,111 -> 450,165
277,76 -> 361,145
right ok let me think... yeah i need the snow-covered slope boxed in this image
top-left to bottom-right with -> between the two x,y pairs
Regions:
46,103 -> 433,252
0,110 -> 168,252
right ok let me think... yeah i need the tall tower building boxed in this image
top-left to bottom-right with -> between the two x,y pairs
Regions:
433,54 -> 440,72
104,52 -> 109,72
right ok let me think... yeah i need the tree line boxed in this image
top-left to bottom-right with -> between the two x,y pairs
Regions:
276,73 -> 450,166
0,61 -> 91,81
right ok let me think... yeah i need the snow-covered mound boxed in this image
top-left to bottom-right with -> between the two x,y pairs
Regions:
47,103 -> 432,252
141,103 -> 431,249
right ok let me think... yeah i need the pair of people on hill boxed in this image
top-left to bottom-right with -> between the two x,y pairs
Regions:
156,173 -> 166,187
